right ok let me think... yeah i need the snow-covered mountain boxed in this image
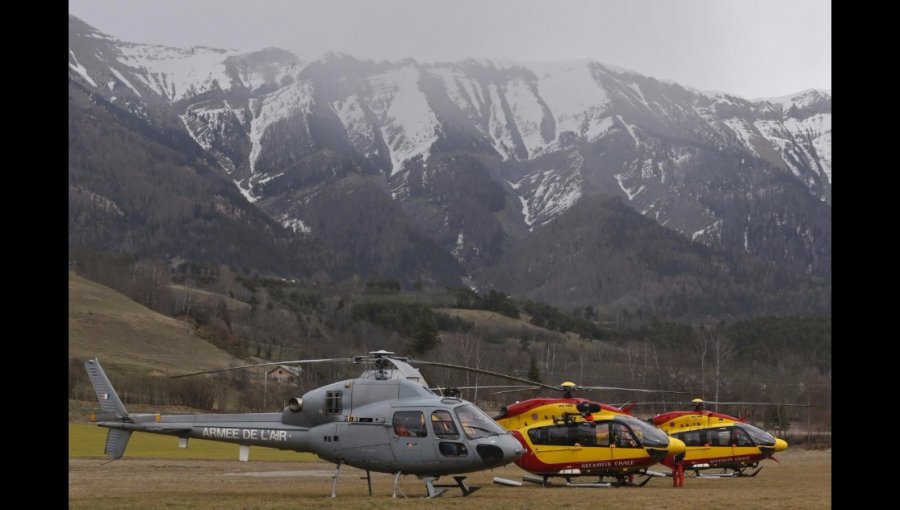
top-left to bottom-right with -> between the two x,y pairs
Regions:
69,15 -> 831,292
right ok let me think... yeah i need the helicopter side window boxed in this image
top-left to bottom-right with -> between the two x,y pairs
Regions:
592,422 -> 610,447
674,430 -> 704,447
527,427 -> 548,445
548,426 -> 571,445
732,427 -> 754,447
393,411 -> 427,438
573,424 -> 595,447
709,428 -> 732,447
438,442 -> 468,457
527,426 -> 569,445
325,391 -> 342,414
431,410 -> 459,439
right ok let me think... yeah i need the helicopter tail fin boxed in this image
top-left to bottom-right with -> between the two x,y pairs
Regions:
102,428 -> 133,460
84,358 -> 133,459
84,358 -> 129,418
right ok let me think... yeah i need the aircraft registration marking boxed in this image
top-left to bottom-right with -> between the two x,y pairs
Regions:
201,427 -> 289,441
580,460 -> 637,468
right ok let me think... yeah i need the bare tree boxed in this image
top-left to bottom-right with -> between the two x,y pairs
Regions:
695,325 -> 710,396
713,335 -> 736,408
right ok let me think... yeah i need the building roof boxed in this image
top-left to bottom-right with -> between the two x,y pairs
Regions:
267,365 -> 301,376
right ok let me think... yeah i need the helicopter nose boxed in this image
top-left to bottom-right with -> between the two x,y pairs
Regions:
668,437 -> 686,456
478,434 -> 524,467
774,438 -> 788,453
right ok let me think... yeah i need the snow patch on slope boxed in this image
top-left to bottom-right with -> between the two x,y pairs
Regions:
281,216 -> 311,234
234,179 -> 259,203
527,61 -> 610,141
505,78 -> 547,158
118,43 -> 237,101
517,151 -> 584,227
248,79 -> 315,173
363,66 -> 439,175
331,94 -> 378,156
69,51 -> 97,87
487,83 -> 518,160
722,118 -> 759,156
108,66 -> 142,97
615,173 -> 646,200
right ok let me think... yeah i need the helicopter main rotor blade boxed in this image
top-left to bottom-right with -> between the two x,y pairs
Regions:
170,358 -> 354,378
492,386 -> 542,395
431,385 -> 542,391
577,385 -> 693,395
626,401 -> 811,407
411,361 -> 560,392
704,401 -> 812,407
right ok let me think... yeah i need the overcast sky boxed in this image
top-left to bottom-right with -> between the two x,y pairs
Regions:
69,0 -> 830,99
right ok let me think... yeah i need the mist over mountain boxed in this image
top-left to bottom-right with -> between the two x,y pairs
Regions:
68,15 -> 830,318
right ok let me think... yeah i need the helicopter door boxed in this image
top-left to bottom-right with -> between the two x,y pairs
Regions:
730,426 -> 756,462
610,422 -> 641,461
337,421 -> 395,471
429,410 -> 471,466
707,426 -> 734,461
526,422 -> 615,467
390,410 -> 436,465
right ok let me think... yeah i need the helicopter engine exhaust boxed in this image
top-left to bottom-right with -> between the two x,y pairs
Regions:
288,397 -> 303,412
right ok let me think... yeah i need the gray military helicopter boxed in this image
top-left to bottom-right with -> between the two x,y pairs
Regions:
84,350 -> 524,498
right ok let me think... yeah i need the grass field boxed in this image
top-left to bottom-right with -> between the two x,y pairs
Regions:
69,422 -> 831,509
68,271 -> 236,374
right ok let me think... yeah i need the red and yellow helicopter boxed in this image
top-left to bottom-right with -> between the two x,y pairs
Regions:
415,363 -> 689,487
646,398 -> 794,483
491,383 -> 687,487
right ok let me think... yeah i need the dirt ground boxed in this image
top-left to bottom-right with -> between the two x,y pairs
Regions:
69,448 -> 831,509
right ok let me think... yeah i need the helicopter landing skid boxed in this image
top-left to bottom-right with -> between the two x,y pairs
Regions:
696,466 -> 763,478
611,475 -> 653,487
518,474 -> 649,488
565,480 -> 612,488
423,476 -> 481,498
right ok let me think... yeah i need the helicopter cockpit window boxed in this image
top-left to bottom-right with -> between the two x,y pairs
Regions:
431,410 -> 459,439
393,411 -> 427,437
736,423 -> 776,446
611,422 -> 640,448
616,415 -> 670,447
325,391 -> 342,414
455,404 -> 506,439
732,427 -> 754,447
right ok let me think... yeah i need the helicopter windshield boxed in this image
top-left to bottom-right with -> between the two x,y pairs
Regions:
615,415 -> 670,447
736,423 -> 777,446
454,404 -> 507,439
